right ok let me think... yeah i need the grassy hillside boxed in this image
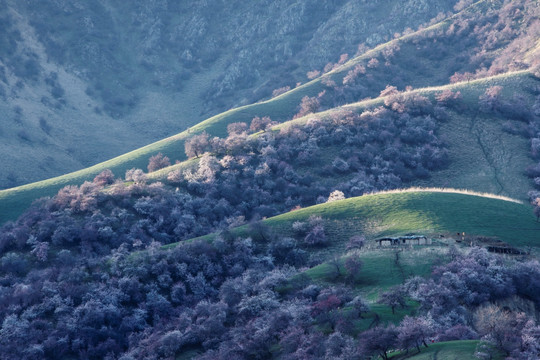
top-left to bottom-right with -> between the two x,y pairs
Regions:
269,189 -> 540,248
197,189 -> 540,251
1,0 -> 538,223
177,189 -> 540,305
277,70 -> 537,200
170,190 -> 531,359
1,70 -> 536,224
0,0 -> 456,188
390,340 -> 501,360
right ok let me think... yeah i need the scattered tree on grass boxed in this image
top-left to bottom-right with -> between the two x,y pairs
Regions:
378,285 -> 408,314
304,225 -> 327,247
344,255 -> 362,283
185,132 -> 210,158
227,122 -> 248,136
347,295 -> 370,318
147,152 -> 171,172
249,116 -> 273,133
479,86 -> 503,112
294,95 -> 320,118
533,197 -> 540,221
125,168 -> 147,184
327,189 -> 345,203
346,235 -> 365,250
397,316 -> 435,354
359,325 -> 398,360
93,169 -> 115,186
272,86 -> 290,98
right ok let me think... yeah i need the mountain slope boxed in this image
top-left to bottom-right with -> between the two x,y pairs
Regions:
1,0 -> 539,223
1,69 -> 537,224
192,189 -> 540,252
2,1 -> 540,359
0,0 -> 458,188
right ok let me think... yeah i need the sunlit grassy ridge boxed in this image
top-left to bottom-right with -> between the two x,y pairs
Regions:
2,69 -> 535,224
367,187 -> 522,203
194,190 -> 540,251
0,0 -> 534,223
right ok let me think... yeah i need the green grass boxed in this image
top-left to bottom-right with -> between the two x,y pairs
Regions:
0,0 -> 533,224
191,189 -> 540,254
346,300 -> 420,334
303,246 -> 448,294
183,189 -> 540,313
389,340 -> 488,360
265,190 -> 540,249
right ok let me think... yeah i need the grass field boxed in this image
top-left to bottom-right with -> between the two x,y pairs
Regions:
257,190 -> 540,250
185,189 -> 540,298
302,246 -> 449,294
389,340 -> 504,360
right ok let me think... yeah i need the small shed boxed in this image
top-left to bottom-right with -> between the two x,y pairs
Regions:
376,235 -> 431,247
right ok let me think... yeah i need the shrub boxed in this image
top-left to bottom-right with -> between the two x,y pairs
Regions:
93,169 -> 115,186
304,225 -> 327,247
294,96 -> 320,118
272,86 -> 290,98
346,235 -> 365,250
326,190 -> 345,203
125,168 -> 147,184
185,132 -> 210,158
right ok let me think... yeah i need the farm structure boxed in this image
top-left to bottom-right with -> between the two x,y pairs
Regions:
376,235 -> 431,247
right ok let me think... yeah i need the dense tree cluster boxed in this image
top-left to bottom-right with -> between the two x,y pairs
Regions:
0,86 -> 450,263
180,92 -> 448,210
369,248 -> 540,359
303,0 -> 539,114
0,92 -> 452,358
2,212 -> 540,360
